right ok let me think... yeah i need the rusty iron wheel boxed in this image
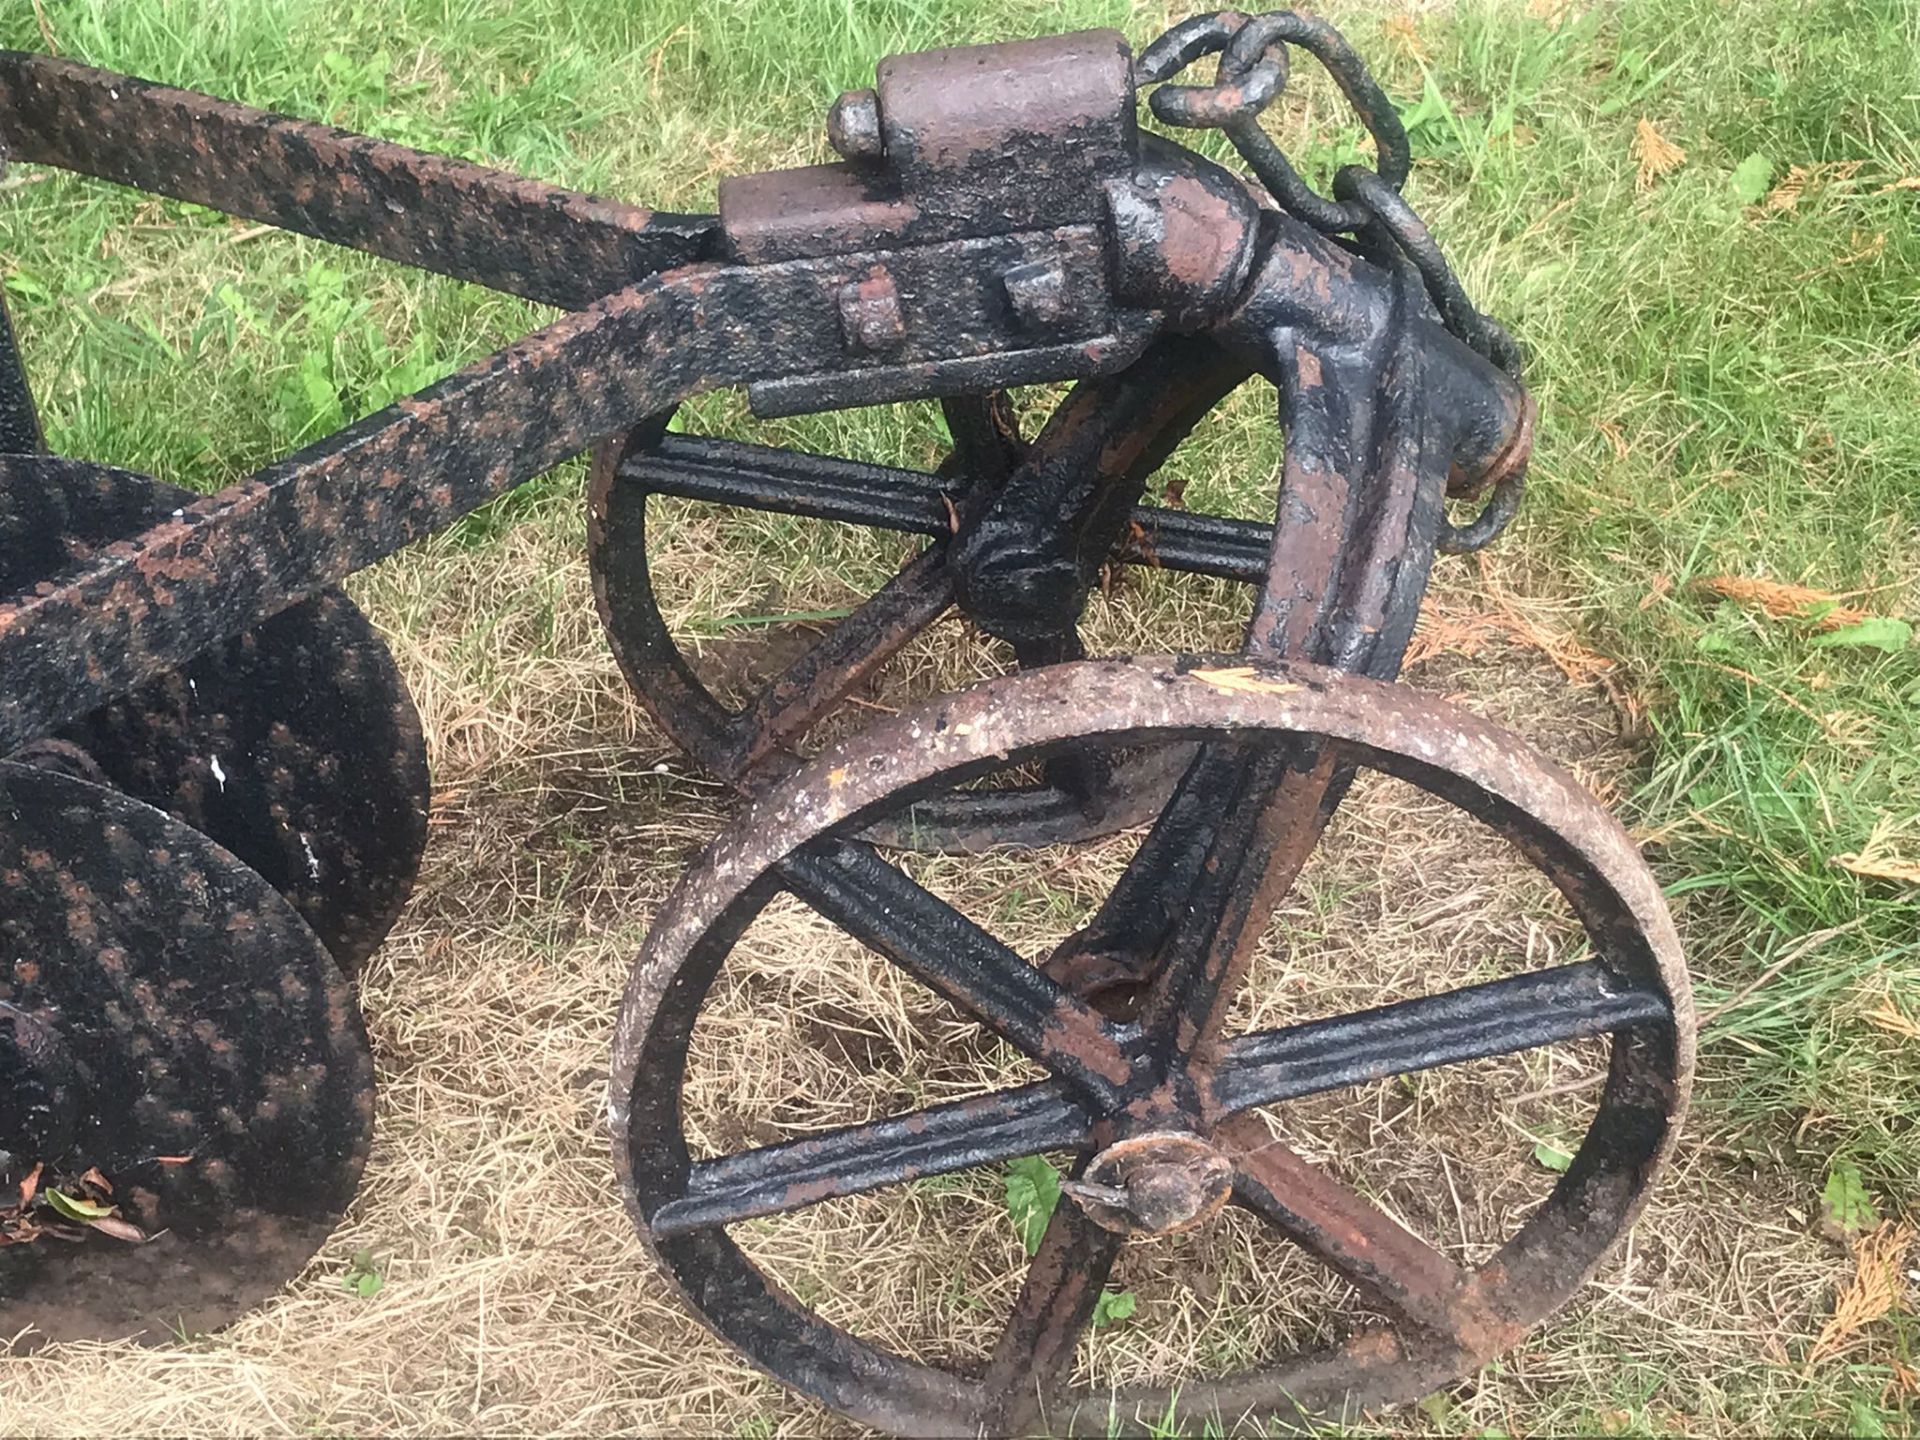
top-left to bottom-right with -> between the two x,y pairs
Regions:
587,342 -> 1264,852
0,760 -> 375,1349
611,655 -> 1693,1436
0,454 -> 431,972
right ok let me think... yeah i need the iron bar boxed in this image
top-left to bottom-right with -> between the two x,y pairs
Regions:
642,959 -> 1670,1238
0,51 -> 716,310
778,838 -> 1135,1106
618,434 -> 1275,580
1209,960 -> 1672,1119
1222,1116 -> 1477,1339
648,1084 -> 1090,1237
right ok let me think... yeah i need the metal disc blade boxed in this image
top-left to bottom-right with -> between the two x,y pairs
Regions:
0,761 -> 374,1349
0,455 -> 430,971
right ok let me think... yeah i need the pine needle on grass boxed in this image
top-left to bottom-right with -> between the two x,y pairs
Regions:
1693,575 -> 1871,631
1632,119 -> 1686,190
1806,1222 -> 1914,1370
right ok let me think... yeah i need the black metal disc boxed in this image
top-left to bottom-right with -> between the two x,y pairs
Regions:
0,760 -> 375,1349
0,455 -> 430,972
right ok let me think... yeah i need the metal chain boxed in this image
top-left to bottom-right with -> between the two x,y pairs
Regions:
1136,10 -> 1528,550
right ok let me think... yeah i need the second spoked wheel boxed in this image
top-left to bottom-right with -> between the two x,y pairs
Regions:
612,656 -> 1693,1435
588,342 -> 1269,851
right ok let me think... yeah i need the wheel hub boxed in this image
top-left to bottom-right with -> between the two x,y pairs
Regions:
1064,1131 -> 1234,1236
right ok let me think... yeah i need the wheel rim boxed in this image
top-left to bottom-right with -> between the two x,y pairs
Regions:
589,346 -> 1260,853
611,656 -> 1693,1434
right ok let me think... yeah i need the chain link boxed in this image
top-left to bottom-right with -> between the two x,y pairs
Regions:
1136,10 -> 1528,551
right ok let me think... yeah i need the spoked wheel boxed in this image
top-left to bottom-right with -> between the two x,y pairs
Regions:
0,761 -> 374,1349
0,454 -> 431,971
588,341 -> 1270,851
611,656 -> 1693,1435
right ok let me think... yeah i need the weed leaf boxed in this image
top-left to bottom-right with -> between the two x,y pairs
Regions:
1730,152 -> 1774,205
1809,618 -> 1911,653
343,1248 -> 385,1299
43,1188 -> 114,1222
1821,1162 -> 1877,1237
1004,1156 -> 1062,1256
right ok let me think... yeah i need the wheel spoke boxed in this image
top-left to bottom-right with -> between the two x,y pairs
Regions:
940,392 -> 1024,490
1218,1115 -> 1479,1342
1207,960 -> 1671,1119
777,838 -> 1136,1104
978,1190 -> 1125,1433
726,546 -> 954,771
1130,744 -> 1341,1063
648,1082 -> 1089,1237
625,433 -> 954,535
618,433 -> 1274,579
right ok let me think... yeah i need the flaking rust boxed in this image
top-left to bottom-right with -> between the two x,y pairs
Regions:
1,9 -> 1688,1434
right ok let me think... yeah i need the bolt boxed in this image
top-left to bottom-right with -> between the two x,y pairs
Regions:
836,269 -> 906,354
827,88 -> 883,161
1002,260 -> 1075,332
1060,1179 -> 1134,1209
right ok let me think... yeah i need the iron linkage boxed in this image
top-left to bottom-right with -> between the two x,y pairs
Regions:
1136,9 -> 1529,552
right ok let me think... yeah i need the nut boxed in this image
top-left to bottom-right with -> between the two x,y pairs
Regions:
1001,259 -> 1075,332
836,268 -> 906,354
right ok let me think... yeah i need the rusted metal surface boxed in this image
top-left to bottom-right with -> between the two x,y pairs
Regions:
0,761 -> 374,1349
608,431 -> 1279,579
1062,1131 -> 1235,1236
610,656 -> 1693,1434
0,7 -> 1688,1429
0,51 -> 716,311
587,341 -> 1248,850
0,455 -> 429,971
0,292 -> 41,454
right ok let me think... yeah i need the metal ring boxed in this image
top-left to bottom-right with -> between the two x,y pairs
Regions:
1220,11 -> 1411,233
1135,11 -> 1249,85
1138,11 -> 1290,130
1437,469 -> 1526,553
1335,166 -> 1524,378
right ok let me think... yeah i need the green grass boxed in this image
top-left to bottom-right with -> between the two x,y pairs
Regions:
3,0 -> 1917,1432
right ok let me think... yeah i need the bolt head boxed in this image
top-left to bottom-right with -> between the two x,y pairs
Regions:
1001,259 -> 1075,332
827,88 -> 884,161
1074,1131 -> 1235,1237
836,268 -> 906,354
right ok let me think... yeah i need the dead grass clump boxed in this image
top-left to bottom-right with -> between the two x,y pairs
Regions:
1691,575 -> 1873,631
1632,119 -> 1687,190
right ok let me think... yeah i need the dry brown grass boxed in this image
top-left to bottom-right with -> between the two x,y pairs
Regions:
0,476 -> 1893,1436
